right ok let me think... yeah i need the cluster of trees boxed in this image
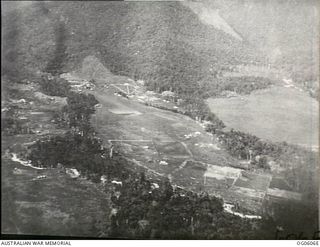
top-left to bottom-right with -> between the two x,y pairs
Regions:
38,75 -> 71,97
29,73 -> 101,179
61,92 -> 98,129
211,129 -> 283,169
212,126 -> 319,194
28,131 -> 128,182
1,106 -> 32,135
36,72 -> 99,132
144,97 -> 225,130
27,88 -> 126,182
200,76 -> 273,98
179,97 -> 225,129
109,174 -> 258,239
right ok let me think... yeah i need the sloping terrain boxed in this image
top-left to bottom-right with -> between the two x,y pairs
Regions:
186,0 -> 319,84
2,1 -> 260,94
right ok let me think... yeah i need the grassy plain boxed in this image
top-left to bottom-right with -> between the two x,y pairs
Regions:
207,86 -> 319,149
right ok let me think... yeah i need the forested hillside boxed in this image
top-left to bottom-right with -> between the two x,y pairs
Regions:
2,1 -> 260,95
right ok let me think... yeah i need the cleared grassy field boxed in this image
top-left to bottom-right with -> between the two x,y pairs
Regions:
91,88 -> 239,176
233,172 -> 271,191
207,86 -> 319,149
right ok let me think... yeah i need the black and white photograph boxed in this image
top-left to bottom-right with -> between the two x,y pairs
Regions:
1,0 -> 319,241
